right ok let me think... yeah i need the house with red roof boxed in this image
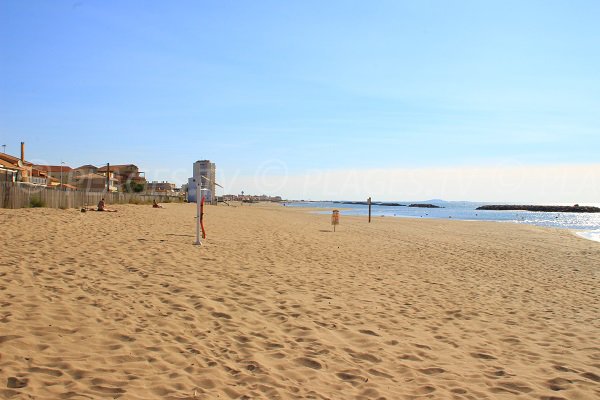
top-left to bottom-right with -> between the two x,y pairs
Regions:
97,164 -> 146,191
33,164 -> 74,186
0,142 -> 48,185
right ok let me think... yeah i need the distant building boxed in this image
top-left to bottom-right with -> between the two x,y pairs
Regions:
223,194 -> 283,202
0,158 -> 20,183
97,164 -> 146,192
72,165 -> 117,191
72,172 -> 119,192
188,160 -> 216,204
147,181 -> 177,194
73,165 -> 98,176
30,168 -> 48,186
1,142 -> 35,183
34,165 -> 73,185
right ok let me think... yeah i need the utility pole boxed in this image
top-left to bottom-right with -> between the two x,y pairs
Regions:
106,163 -> 110,192
60,161 -> 65,209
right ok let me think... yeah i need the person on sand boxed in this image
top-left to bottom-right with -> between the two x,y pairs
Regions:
152,199 -> 163,209
97,198 -> 117,212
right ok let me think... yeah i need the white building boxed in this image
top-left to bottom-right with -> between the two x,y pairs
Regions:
187,160 -> 216,204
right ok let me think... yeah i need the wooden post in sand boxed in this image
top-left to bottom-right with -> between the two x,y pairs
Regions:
368,197 -> 372,223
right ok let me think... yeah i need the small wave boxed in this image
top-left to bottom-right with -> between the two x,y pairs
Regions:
576,230 -> 600,243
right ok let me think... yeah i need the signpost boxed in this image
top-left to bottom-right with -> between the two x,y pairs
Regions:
331,209 -> 340,232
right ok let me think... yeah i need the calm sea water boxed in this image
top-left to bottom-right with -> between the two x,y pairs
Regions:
284,200 -> 600,242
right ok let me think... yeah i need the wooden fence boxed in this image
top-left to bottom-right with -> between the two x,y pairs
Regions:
0,183 -> 183,209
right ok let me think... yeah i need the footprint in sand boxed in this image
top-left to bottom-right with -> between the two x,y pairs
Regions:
7,377 -> 28,389
28,367 -> 63,377
470,352 -> 496,360
91,385 -> 126,395
264,342 -> 284,350
336,372 -> 361,381
295,357 -> 321,369
398,353 -> 422,361
211,312 -> 232,319
358,329 -> 379,336
413,385 -> 436,395
244,361 -> 261,372
553,365 -> 575,373
234,335 -> 250,343
545,377 -> 573,391
0,335 -> 22,344
413,343 -> 432,350
581,372 -> 600,382
419,367 -> 445,375
112,334 -> 136,342
490,381 -> 533,394
350,352 -> 381,363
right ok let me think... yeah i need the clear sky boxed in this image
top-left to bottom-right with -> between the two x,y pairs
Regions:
1,1 -> 599,201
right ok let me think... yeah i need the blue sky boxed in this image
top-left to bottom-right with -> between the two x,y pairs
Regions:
1,1 -> 599,200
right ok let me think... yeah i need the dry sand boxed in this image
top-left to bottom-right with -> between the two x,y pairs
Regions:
1,203 -> 599,399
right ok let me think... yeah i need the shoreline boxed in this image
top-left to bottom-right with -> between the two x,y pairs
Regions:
575,229 -> 600,243
308,208 -> 600,243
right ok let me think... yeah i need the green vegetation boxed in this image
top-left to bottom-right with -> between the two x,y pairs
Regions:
124,181 -> 145,193
29,196 -> 45,208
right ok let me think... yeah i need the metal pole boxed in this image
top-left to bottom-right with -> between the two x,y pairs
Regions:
106,163 -> 110,192
368,197 -> 372,223
194,179 -> 202,245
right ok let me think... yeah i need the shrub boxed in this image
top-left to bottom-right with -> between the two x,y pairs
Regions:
124,182 -> 145,193
30,196 -> 45,208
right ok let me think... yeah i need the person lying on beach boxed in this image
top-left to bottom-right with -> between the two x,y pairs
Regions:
97,198 -> 117,212
152,199 -> 163,208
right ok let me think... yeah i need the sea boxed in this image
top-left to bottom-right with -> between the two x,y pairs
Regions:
283,200 -> 600,243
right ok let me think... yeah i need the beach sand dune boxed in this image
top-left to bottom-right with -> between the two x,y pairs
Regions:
1,203 -> 599,399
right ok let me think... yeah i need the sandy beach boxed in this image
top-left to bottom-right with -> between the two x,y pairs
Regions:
1,203 -> 599,399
